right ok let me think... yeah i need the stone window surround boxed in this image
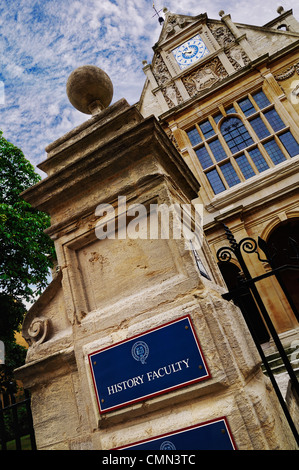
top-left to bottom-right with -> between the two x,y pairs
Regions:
204,154 -> 299,217
181,85 -> 299,206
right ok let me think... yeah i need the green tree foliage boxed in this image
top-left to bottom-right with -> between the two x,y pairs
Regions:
0,130 -> 55,302
0,130 -> 55,391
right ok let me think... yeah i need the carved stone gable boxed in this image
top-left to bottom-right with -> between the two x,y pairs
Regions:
157,10 -> 205,44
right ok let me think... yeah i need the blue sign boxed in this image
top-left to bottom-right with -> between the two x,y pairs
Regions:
89,315 -> 210,414
115,417 -> 237,450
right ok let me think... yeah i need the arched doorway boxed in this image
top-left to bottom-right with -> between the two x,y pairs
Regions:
218,261 -> 270,344
266,218 -> 299,316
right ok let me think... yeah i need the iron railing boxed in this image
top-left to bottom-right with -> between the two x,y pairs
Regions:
217,224 -> 299,446
0,390 -> 36,450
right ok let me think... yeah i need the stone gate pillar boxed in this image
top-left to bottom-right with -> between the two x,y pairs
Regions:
15,67 -> 297,450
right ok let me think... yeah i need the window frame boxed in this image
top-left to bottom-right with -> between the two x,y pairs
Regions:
185,88 -> 299,196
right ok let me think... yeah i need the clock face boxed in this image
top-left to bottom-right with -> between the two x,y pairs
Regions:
172,35 -> 209,70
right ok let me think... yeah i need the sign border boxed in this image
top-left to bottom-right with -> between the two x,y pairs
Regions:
88,315 -> 211,414
113,416 -> 237,450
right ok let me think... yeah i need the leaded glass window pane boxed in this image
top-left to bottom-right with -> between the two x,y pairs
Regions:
225,105 -> 236,114
263,139 -> 286,164
208,138 -> 228,162
238,97 -> 255,116
221,117 -> 254,153
187,128 -> 202,146
248,147 -> 269,172
264,108 -> 286,131
206,169 -> 226,194
249,116 -> 270,139
199,120 -> 215,138
220,162 -> 241,187
235,154 -> 255,179
195,146 -> 213,169
278,131 -> 299,157
213,112 -> 223,124
252,90 -> 270,109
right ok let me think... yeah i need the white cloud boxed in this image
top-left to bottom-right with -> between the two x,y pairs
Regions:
0,0 -> 298,173
0,82 -> 4,104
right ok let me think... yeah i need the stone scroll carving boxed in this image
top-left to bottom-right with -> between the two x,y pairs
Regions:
26,317 -> 51,347
208,23 -> 250,71
182,57 -> 228,96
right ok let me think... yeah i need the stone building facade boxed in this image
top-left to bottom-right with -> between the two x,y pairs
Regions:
14,7 -> 299,451
138,6 -> 299,347
15,93 -> 298,451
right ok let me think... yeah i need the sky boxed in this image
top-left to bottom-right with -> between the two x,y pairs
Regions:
0,0 -> 298,176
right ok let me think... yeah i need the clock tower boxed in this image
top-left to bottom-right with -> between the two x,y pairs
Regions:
139,8 -> 254,117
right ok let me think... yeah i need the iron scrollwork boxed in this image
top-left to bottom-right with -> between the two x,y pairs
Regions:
216,224 -> 269,266
217,245 -> 235,263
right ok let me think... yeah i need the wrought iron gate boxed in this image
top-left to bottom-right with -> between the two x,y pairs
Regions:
0,390 -> 36,450
217,224 -> 299,446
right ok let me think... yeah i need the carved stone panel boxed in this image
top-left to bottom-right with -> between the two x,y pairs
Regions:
208,24 -> 235,47
76,234 -> 180,312
162,83 -> 183,108
182,58 -> 228,96
226,46 -> 250,70
274,61 -> 299,81
152,53 -> 172,86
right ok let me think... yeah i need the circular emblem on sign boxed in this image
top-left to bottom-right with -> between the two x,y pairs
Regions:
131,341 -> 149,364
160,441 -> 176,450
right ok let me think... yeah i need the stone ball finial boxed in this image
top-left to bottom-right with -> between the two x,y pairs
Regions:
277,6 -> 285,14
66,65 -> 113,115
219,10 -> 225,17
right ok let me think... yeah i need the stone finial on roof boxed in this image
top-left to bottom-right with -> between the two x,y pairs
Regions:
277,6 -> 285,15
